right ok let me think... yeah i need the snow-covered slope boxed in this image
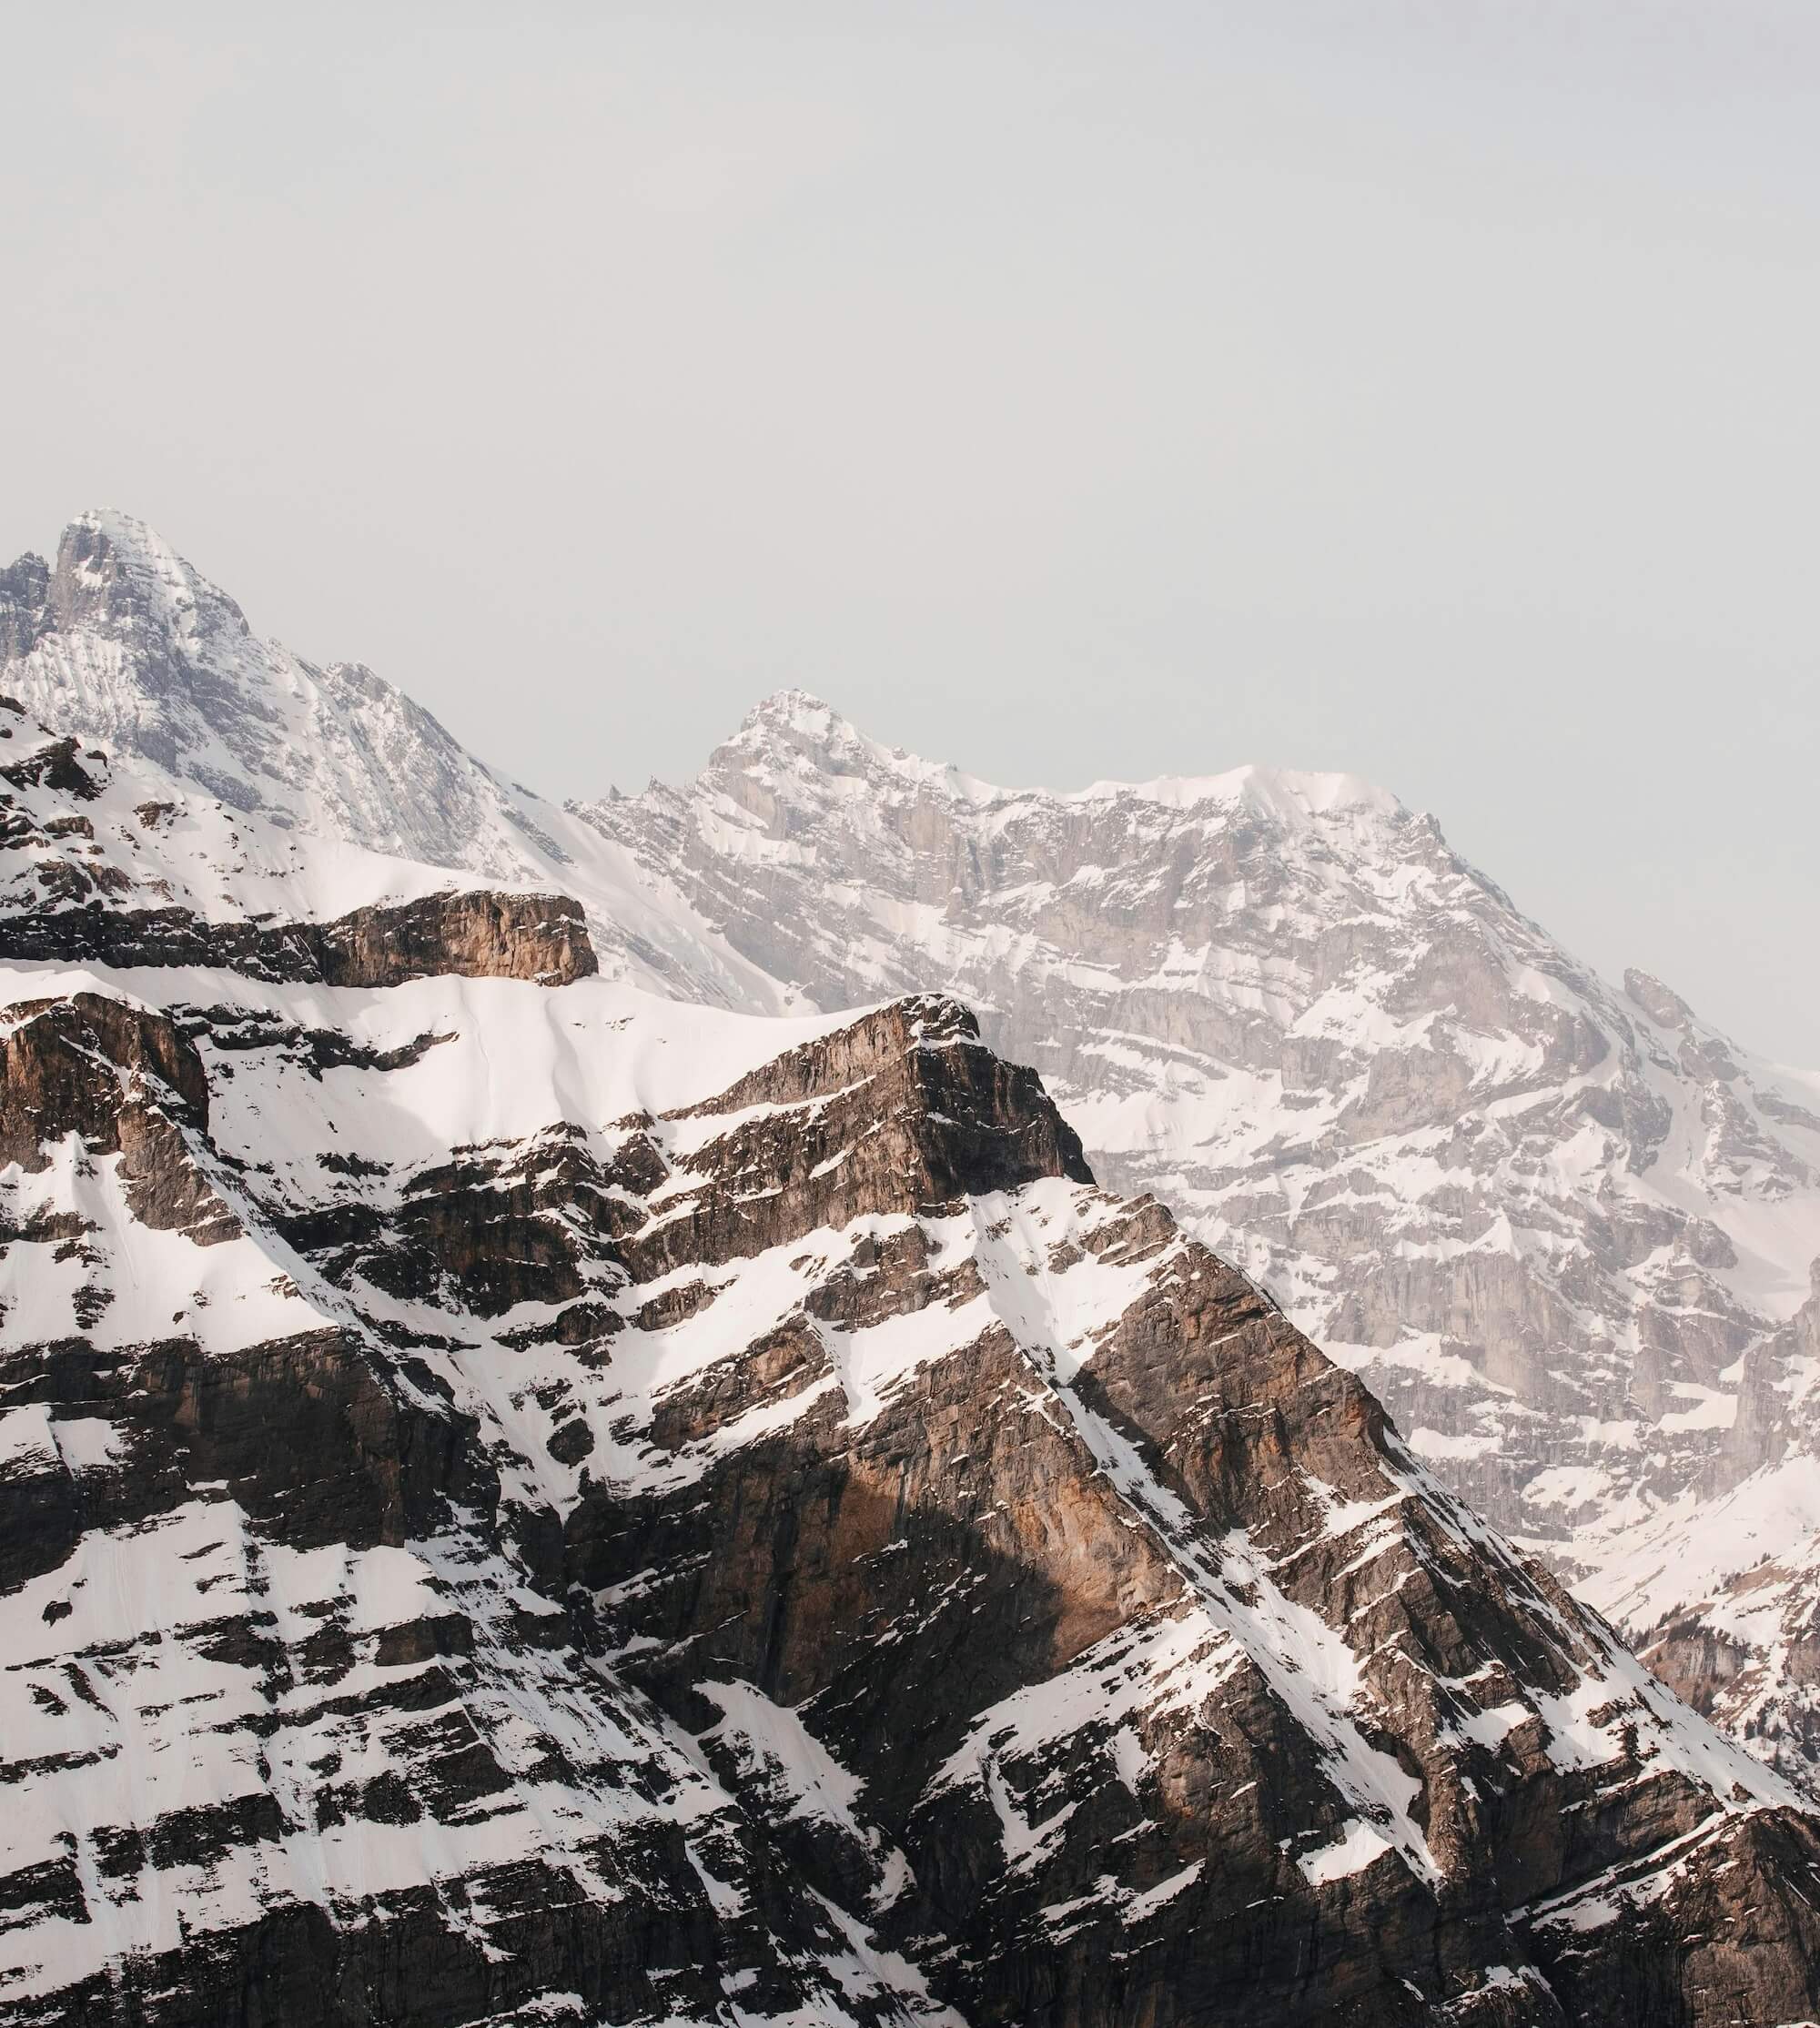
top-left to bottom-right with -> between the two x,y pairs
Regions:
0,513 -> 799,1011
0,703 -> 495,924
5,797 -> 1820,2022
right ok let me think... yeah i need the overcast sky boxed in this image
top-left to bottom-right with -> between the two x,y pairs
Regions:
3,3 -> 1815,1059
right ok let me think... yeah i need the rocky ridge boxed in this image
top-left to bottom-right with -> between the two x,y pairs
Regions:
1,633 -> 1820,2021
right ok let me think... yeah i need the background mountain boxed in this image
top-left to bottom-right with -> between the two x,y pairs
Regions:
8,511 -> 1820,1802
581,707 -> 1820,1794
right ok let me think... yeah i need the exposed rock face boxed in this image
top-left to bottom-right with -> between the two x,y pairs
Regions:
5,825 -> 1820,2022
0,881 -> 596,988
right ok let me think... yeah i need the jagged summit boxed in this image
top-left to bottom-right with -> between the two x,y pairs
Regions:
723,687 -> 1008,808
0,510 -> 508,870
60,507 -> 255,639
739,683 -> 840,731
729,683 -> 1414,824
1,508 -> 243,621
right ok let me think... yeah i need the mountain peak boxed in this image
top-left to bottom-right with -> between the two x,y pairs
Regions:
734,687 -> 891,768
65,505 -> 178,557
53,508 -> 251,645
722,689 -> 1003,808
721,688 -> 1410,829
743,685 -> 844,731
0,510 -> 568,882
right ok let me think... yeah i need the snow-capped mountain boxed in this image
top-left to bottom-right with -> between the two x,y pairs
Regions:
8,510 -> 1820,1803
5,692 -> 1820,2025
0,513 -> 801,1013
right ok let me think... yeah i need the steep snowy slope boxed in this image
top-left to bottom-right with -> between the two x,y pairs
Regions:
5,839 -> 1820,2018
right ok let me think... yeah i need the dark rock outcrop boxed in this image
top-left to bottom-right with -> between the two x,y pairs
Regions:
0,885 -> 597,987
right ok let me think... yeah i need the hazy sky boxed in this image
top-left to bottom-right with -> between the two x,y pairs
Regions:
4,4 -> 1816,1060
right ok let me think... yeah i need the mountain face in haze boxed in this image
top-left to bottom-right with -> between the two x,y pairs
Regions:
5,511 -> 1820,1811
4,692 -> 1820,2028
